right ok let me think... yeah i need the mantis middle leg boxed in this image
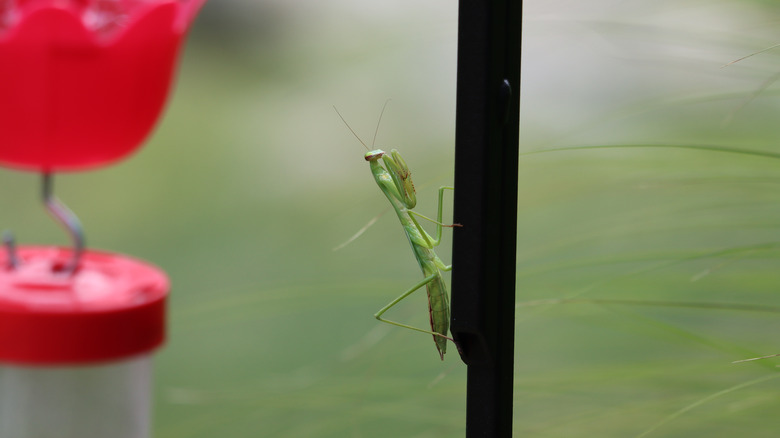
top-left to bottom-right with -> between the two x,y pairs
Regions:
408,186 -> 458,248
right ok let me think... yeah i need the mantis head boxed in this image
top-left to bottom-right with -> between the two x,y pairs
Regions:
364,149 -> 385,162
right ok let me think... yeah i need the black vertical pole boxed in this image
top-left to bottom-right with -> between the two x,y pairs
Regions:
450,0 -> 521,437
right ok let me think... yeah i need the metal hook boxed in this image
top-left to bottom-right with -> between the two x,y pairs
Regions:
43,173 -> 85,275
3,230 -> 19,269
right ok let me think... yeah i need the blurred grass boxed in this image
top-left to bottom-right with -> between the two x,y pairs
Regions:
3,0 -> 780,436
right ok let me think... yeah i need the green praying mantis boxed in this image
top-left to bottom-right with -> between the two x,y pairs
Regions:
335,106 -> 461,360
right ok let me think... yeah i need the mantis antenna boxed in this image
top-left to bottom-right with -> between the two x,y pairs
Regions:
333,99 -> 392,150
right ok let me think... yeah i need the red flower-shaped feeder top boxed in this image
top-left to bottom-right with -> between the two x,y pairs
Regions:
0,0 -> 206,172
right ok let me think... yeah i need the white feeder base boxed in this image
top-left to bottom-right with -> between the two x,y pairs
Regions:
0,355 -> 151,438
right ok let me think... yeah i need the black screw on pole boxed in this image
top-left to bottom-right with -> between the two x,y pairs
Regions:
450,0 -> 521,437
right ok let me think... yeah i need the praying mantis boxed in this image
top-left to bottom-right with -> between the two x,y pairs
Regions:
335,106 -> 460,360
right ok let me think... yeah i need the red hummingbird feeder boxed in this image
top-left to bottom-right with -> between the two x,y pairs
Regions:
0,1 -> 206,437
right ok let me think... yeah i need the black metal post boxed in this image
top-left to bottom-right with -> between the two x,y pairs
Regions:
450,0 -> 521,437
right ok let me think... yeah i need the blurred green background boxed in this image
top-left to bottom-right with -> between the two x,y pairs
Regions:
3,0 -> 780,436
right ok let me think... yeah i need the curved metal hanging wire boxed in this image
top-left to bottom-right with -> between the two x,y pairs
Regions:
2,174 -> 85,274
42,173 -> 85,275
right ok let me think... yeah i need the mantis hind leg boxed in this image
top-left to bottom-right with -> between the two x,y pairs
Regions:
374,273 -> 454,342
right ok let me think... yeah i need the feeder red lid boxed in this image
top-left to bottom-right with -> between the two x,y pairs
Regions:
0,247 -> 168,365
